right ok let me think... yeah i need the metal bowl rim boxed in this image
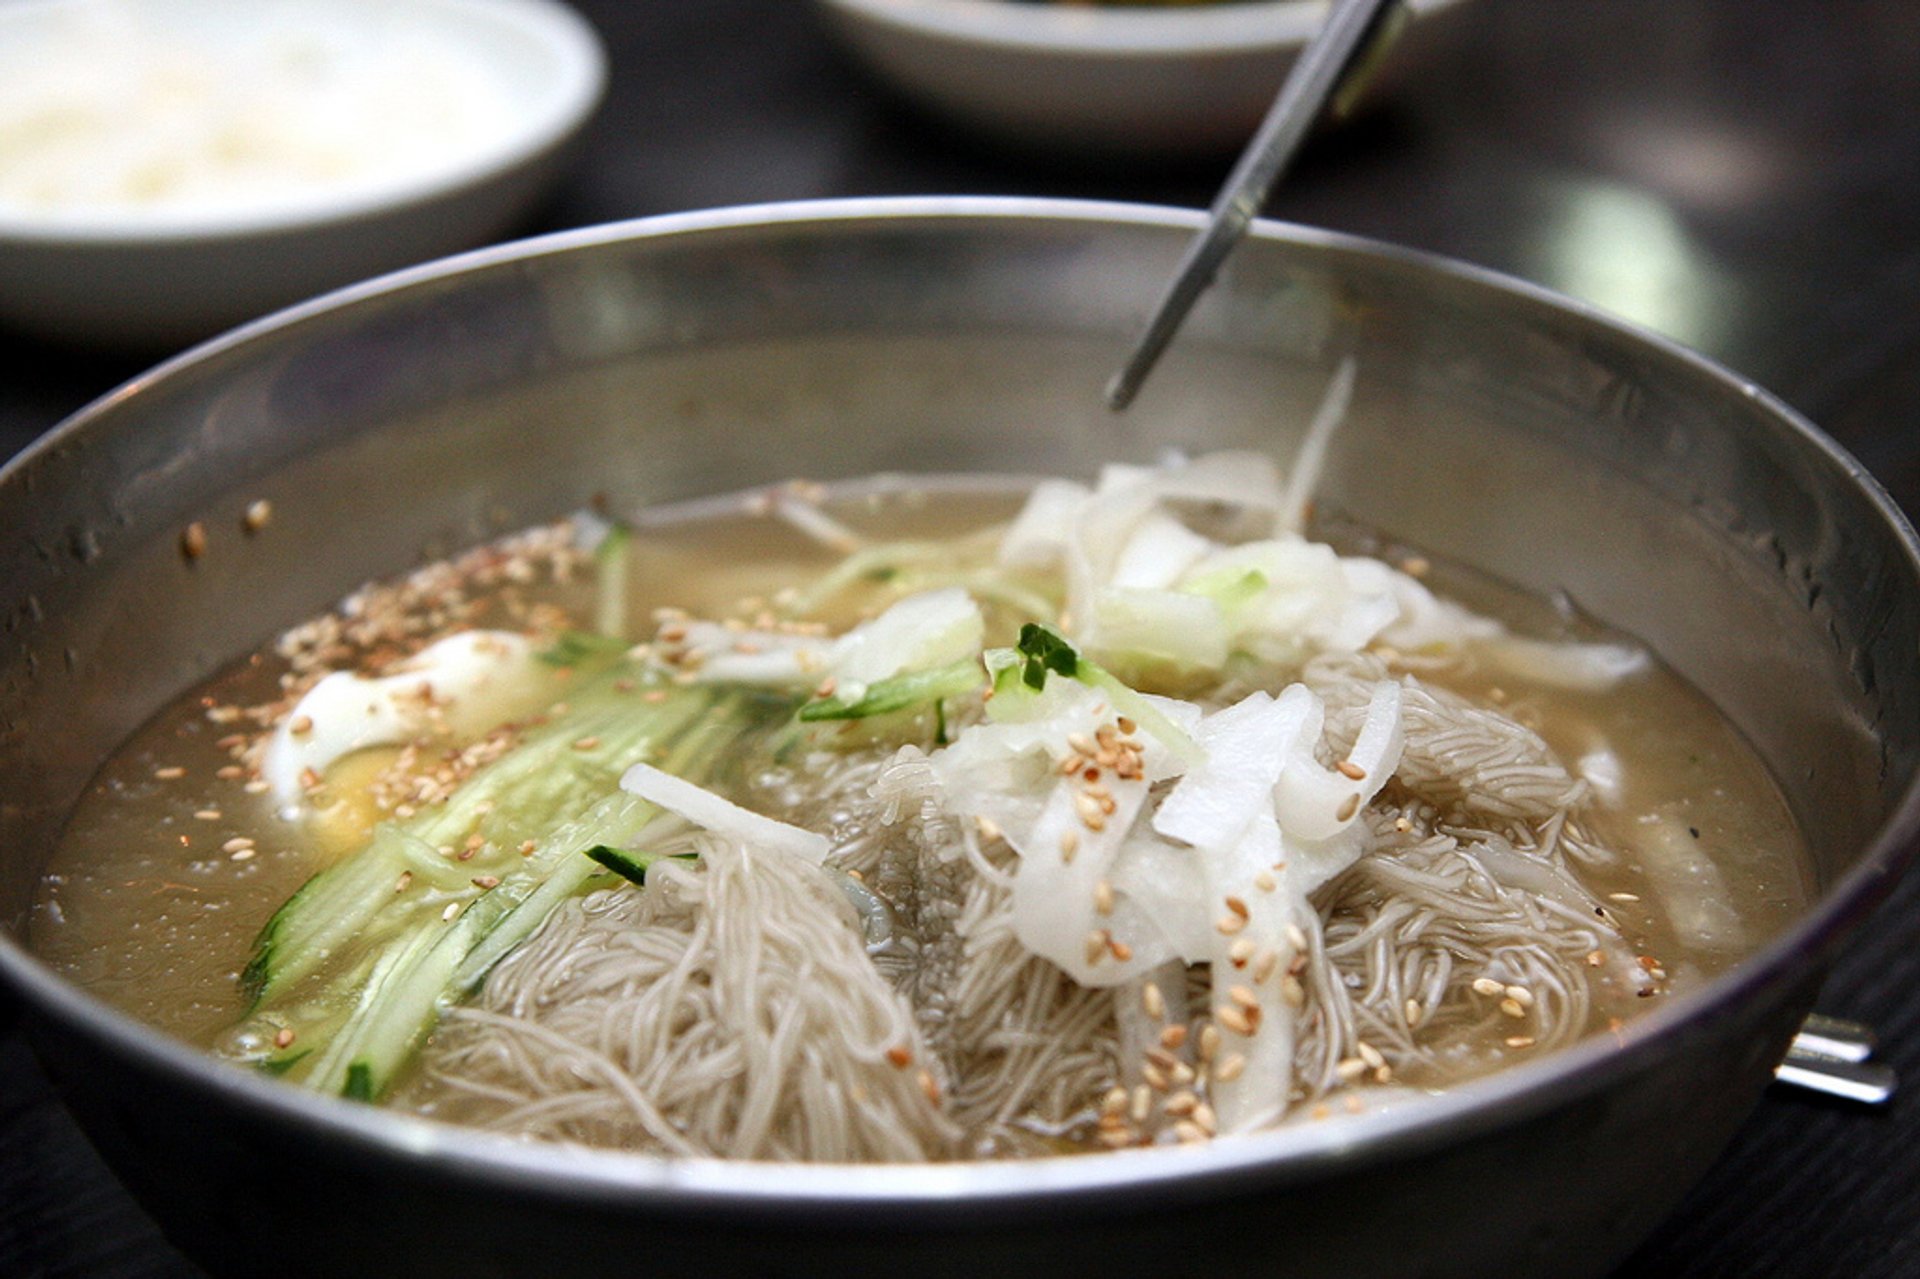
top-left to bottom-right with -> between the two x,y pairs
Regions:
3,194 -> 1917,1213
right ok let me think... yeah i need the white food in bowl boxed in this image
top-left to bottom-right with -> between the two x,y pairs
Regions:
0,0 -> 606,347
814,0 -> 1469,155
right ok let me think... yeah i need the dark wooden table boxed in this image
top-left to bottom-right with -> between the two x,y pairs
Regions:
4,1 -> 1918,1274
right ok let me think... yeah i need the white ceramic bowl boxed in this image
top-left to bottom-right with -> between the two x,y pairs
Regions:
815,0 -> 1468,155
0,0 -> 606,348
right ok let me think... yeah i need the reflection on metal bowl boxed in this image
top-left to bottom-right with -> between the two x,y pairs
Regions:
0,198 -> 1916,1278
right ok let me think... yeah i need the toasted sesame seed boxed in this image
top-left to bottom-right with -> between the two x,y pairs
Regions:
441,902 -> 461,921
1310,1103 -> 1332,1122
1084,930 -> 1109,966
289,715 -> 314,735
1174,1120 -> 1209,1144
1337,1058 -> 1369,1082
1393,816 -> 1413,833
1280,975 -> 1306,1009
1197,1024 -> 1220,1062
1130,1085 -> 1152,1124
1253,870 -> 1277,893
394,872 -> 413,893
215,765 -> 246,781
1216,1004 -> 1254,1036
1109,938 -> 1134,962
1401,556 -> 1430,577
1608,891 -> 1641,902
1116,716 -> 1137,735
1093,878 -> 1113,915
180,522 -> 206,560
228,847 -> 256,862
153,766 -> 186,780
1164,1091 -> 1199,1118
1228,938 -> 1256,967
1160,1024 -> 1188,1051
571,736 -> 601,751
1471,976 -> 1506,997
1499,998 -> 1526,1018
919,1070 -> 941,1106
471,875 -> 500,890
1505,1036 -> 1536,1049
1190,1102 -> 1217,1134
221,837 -> 255,853
887,1045 -> 914,1069
1143,1063 -> 1170,1092
1357,1041 -> 1385,1069
1146,1047 -> 1179,1073
1404,999 -> 1423,1027
243,500 -> 273,534
1335,759 -> 1366,780
1252,948 -> 1280,984
193,808 -> 222,821
519,840 -> 537,857
1224,895 -> 1249,919
244,779 -> 270,794
274,1027 -> 296,1049
1213,1053 -> 1246,1083
1284,923 -> 1309,953
1343,1094 -> 1366,1115
976,815 -> 1003,841
1228,985 -> 1260,1012
1335,794 -> 1360,822
1504,985 -> 1535,1008
1215,913 -> 1247,936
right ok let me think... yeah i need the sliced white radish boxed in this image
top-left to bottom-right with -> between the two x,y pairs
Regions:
618,762 -> 829,864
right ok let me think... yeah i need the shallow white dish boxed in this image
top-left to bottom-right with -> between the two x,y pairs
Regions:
0,0 -> 606,348
815,0 -> 1468,155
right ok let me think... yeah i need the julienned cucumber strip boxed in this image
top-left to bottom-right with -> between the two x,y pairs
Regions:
593,522 -> 630,640
242,674 -> 711,1004
310,791 -> 666,1100
269,684 -> 786,1102
797,658 -> 983,721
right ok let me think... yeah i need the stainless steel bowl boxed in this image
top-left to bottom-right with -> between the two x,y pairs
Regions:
2,198 -> 1916,1279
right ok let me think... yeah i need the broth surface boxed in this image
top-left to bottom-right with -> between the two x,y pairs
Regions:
31,476 -> 1812,1148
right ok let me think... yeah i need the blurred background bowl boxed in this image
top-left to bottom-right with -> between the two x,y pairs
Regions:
0,0 -> 606,349
813,0 -> 1470,156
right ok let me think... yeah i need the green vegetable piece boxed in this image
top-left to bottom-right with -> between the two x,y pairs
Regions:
342,1062 -> 375,1102
798,658 -> 983,721
593,522 -> 631,639
1016,622 -> 1080,690
538,630 -> 630,669
1010,623 -> 1202,765
583,844 -> 696,886
256,1049 -> 312,1077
